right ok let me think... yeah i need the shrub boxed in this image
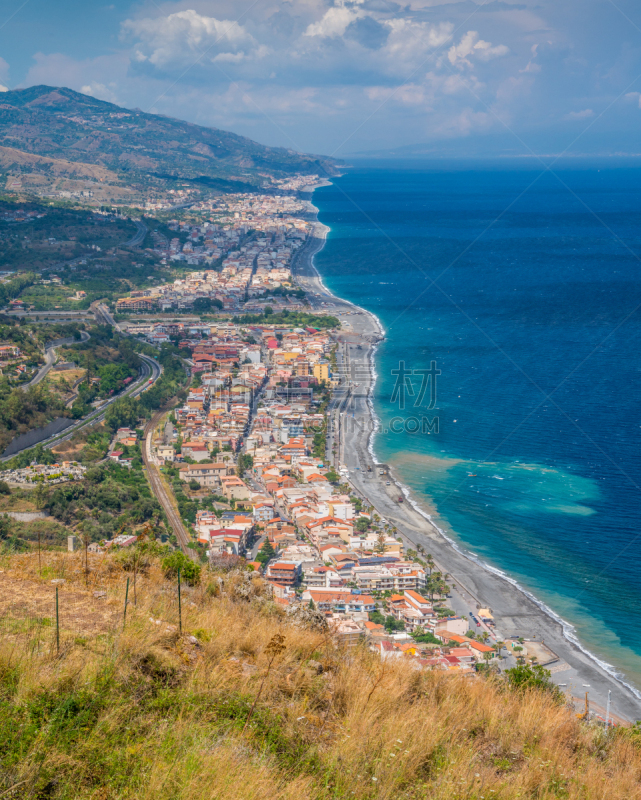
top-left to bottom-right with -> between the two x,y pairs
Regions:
162,550 -> 201,585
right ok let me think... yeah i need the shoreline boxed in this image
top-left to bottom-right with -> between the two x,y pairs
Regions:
296,184 -> 641,722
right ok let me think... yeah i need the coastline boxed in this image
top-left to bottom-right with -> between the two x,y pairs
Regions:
296,183 -> 641,723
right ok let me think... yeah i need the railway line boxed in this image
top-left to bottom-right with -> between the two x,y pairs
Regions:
142,408 -> 197,561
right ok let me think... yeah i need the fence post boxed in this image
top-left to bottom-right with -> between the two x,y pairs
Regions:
123,578 -> 130,630
177,568 -> 182,635
55,586 -> 59,655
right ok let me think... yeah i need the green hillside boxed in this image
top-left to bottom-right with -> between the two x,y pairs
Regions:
0,85 -> 339,188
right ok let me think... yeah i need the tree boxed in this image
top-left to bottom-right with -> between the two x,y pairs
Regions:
325,468 -> 340,484
384,615 -> 405,633
256,539 -> 276,566
374,530 -> 387,554
504,663 -> 563,702
188,479 -> 200,491
412,627 -> 441,645
0,481 -> 11,495
193,297 -> 223,313
355,517 -> 370,533
105,396 -> 140,432
161,551 -> 201,585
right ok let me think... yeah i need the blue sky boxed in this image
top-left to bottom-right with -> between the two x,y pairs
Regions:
2,0 -> 641,157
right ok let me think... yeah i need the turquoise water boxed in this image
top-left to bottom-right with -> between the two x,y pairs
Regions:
313,162 -> 641,688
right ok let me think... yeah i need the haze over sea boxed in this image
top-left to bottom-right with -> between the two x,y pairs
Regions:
313,162 -> 641,690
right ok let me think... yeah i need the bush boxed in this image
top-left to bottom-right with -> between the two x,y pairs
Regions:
504,663 -> 563,702
162,550 -> 201,585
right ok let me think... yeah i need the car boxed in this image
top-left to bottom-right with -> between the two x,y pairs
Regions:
385,481 -> 391,485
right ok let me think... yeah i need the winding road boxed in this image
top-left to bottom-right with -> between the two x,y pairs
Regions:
124,219 -> 148,247
2,352 -> 162,462
22,331 -> 91,390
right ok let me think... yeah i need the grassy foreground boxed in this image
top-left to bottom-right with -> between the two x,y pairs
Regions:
1,551 -> 641,799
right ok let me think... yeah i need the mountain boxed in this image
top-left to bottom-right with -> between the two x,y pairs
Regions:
0,85 -> 339,189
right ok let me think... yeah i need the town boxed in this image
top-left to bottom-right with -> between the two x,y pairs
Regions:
120,311 -> 520,676
115,183 -> 316,316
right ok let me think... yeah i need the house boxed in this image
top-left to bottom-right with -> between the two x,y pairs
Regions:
434,617 -> 468,638
182,442 -> 210,461
157,445 -> 175,462
220,476 -> 251,502
364,620 -> 386,636
179,462 -> 228,487
266,561 -> 301,586
115,428 -> 137,441
116,297 -> 156,312
252,501 -> 275,522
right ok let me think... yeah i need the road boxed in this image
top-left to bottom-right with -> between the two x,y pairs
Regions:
2,352 -> 162,461
124,219 -> 148,247
142,408 -> 197,561
22,331 -> 91,390
93,301 -> 122,333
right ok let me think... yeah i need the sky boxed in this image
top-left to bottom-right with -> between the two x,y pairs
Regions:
1,0 -> 641,157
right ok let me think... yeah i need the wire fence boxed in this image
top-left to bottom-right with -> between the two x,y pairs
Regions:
0,562 -> 189,656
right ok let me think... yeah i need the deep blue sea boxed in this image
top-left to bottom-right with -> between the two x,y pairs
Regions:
313,161 -> 641,689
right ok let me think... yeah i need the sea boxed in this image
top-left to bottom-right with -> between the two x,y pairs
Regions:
312,160 -> 641,692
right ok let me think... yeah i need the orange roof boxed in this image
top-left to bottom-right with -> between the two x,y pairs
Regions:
441,633 -> 495,653
405,590 -> 430,604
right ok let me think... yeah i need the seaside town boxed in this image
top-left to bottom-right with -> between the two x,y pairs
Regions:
77,176 -> 582,686
0,170 -> 626,727
116,183 -> 315,316
132,319 -> 502,673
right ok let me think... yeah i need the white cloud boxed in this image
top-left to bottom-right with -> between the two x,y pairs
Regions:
383,19 -> 453,63
0,85 -> 8,92
625,91 -> 641,109
448,31 -> 509,69
304,5 -> 364,38
564,108 -> 594,120
81,82 -> 118,103
122,10 -> 258,68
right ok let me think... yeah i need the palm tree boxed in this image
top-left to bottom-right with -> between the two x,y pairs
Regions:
425,554 -> 435,577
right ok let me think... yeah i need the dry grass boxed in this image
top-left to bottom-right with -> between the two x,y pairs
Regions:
1,551 -> 641,800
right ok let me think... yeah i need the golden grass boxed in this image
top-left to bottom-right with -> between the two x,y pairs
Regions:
1,551 -> 641,800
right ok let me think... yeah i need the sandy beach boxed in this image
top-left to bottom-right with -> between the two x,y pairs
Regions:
294,193 -> 641,723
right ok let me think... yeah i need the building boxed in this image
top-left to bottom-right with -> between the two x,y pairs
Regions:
179,462 -> 228,487
116,297 -> 156,312
266,562 -> 301,586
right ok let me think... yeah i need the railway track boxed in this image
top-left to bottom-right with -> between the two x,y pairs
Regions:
143,408 -> 197,561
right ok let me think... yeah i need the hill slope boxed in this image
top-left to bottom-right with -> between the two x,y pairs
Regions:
2,549 -> 641,800
0,85 -> 339,188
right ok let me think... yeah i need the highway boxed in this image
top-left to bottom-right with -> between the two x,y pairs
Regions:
142,408 -> 197,561
93,301 -> 122,333
22,330 -> 91,390
124,219 -> 148,247
1,352 -> 162,461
